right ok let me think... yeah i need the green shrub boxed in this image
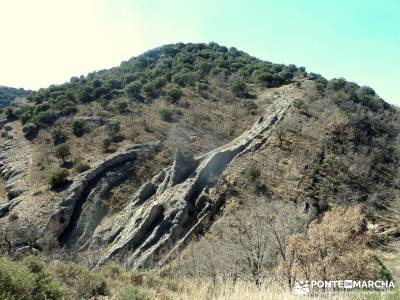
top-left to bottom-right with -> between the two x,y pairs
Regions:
229,78 -> 248,97
74,160 -> 90,173
116,100 -> 129,113
359,86 -> 376,96
23,257 -> 65,300
159,108 -> 173,122
54,143 -> 71,163
22,123 -> 38,139
72,118 -> 88,137
166,88 -> 183,103
60,104 -> 77,116
50,261 -> 108,299
0,257 -> 35,300
5,107 -> 16,119
33,103 -> 50,114
373,256 -> 393,281
0,256 -> 65,300
125,80 -> 142,99
103,137 -> 113,153
20,111 -> 33,124
33,110 -> 56,127
171,71 -> 199,87
106,120 -> 124,143
50,127 -> 67,145
252,69 -> 273,86
53,99 -> 76,114
143,82 -> 158,98
92,79 -> 103,88
329,77 -> 346,91
117,286 -> 149,300
293,99 -> 305,110
153,77 -> 166,89
77,86 -> 94,103
48,168 -> 69,189
240,99 -> 257,111
245,164 -> 261,183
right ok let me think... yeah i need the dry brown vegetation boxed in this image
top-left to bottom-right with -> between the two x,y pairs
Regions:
171,204 -> 386,291
28,205 -> 400,298
279,205 -> 380,286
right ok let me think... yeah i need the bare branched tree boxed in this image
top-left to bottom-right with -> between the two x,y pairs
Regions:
175,200 -> 309,285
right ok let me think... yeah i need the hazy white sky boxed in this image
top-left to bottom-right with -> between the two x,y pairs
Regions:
0,0 -> 139,89
1,0 -> 399,105
0,0 -> 199,90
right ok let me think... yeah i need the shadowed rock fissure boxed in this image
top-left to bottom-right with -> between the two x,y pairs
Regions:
58,161 -> 135,248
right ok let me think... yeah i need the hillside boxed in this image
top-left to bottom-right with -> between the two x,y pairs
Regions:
0,42 -> 399,299
0,85 -> 30,107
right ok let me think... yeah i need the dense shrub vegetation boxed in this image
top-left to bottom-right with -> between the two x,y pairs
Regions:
72,118 -> 88,137
54,143 -> 71,163
50,127 -> 67,145
302,76 -> 399,211
159,107 -> 173,121
0,257 -> 181,299
7,43 -> 304,138
166,87 -> 183,103
0,86 -> 30,107
22,122 -> 38,139
74,160 -> 90,173
48,168 -> 69,189
0,256 -> 65,300
1,44 -> 393,147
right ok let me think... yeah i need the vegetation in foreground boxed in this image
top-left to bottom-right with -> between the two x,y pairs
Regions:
0,205 -> 396,299
0,255 -> 398,300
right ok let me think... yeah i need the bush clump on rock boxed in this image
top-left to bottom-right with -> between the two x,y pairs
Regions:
48,168 -> 69,189
22,123 -> 38,139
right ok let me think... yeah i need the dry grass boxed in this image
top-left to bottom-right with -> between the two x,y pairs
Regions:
172,279 -> 295,300
0,177 -> 6,202
151,278 -> 400,300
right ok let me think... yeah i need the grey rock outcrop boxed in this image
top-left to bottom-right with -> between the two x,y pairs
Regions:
43,143 -> 158,248
97,98 -> 291,269
0,125 -> 32,218
168,150 -> 197,187
41,96 -> 292,269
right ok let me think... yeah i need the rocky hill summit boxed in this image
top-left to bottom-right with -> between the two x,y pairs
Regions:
0,43 -> 399,283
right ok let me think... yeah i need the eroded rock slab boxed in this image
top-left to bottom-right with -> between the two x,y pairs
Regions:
43,143 -> 158,248
0,123 -> 33,216
41,96 -> 292,269
95,97 -> 292,268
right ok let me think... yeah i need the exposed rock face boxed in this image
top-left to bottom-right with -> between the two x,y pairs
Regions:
0,140 -> 30,195
168,150 -> 197,187
43,143 -> 158,249
41,96 -> 292,269
0,116 -> 8,127
0,124 -> 32,215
